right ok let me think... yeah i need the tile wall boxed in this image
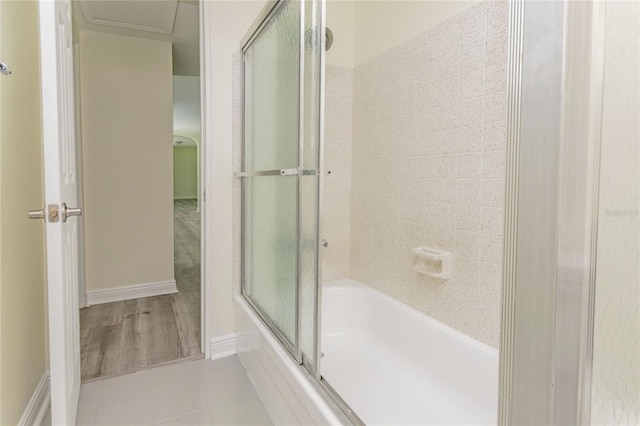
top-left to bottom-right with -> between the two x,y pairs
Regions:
591,1 -> 640,423
322,66 -> 353,281
348,0 -> 508,347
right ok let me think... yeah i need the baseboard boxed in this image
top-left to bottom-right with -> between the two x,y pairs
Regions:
18,372 -> 50,426
173,196 -> 198,200
86,280 -> 177,305
210,333 -> 238,360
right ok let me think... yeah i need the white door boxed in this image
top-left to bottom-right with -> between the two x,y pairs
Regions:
39,0 -> 82,424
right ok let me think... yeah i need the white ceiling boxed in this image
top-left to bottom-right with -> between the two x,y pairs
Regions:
73,0 -> 200,76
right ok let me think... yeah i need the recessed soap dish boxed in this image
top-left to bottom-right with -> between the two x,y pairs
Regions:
413,246 -> 452,280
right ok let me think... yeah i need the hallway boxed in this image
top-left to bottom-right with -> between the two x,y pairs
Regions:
80,200 -> 201,381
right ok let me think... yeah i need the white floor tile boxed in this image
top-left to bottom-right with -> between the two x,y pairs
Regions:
157,409 -> 212,426
203,369 -> 257,408
80,357 -> 273,426
76,408 -> 97,426
151,361 -> 201,392
79,382 -> 102,411
210,398 -> 273,426
95,394 -> 154,426
100,369 -> 153,405
203,356 -> 245,379
151,382 -> 208,424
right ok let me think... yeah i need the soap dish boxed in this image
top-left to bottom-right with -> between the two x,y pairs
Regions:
412,246 -> 452,280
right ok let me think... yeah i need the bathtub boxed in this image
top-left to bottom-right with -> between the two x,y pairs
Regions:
235,279 -> 498,425
321,279 -> 499,425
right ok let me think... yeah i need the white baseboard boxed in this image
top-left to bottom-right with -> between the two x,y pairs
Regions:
210,333 -> 238,360
18,372 -> 50,426
86,280 -> 177,305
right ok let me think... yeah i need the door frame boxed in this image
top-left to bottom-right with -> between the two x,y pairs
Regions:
44,0 -> 213,392
199,0 -> 212,358
499,1 -> 606,424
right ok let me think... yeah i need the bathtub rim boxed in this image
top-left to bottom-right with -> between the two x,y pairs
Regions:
323,278 -> 499,360
234,294 -> 358,425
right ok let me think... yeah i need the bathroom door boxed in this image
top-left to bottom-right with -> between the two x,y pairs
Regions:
240,0 -> 324,371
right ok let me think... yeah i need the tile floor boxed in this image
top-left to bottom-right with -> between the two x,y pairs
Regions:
76,355 -> 273,426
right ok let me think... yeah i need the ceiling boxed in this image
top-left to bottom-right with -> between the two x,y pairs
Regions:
73,0 -> 200,76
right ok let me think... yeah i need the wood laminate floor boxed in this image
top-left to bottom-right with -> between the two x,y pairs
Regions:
80,199 -> 201,381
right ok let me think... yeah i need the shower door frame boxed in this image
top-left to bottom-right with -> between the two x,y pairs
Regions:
500,1 -> 607,424
238,2 -> 365,424
238,0 -> 326,372
239,0 -> 304,363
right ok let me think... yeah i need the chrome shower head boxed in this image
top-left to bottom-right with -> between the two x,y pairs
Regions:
325,27 -> 334,51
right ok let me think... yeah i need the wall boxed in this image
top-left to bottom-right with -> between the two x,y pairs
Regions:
325,1 -> 477,68
0,1 -> 48,423
349,0 -> 508,347
322,66 -> 352,281
209,0 -> 266,339
352,0 -> 478,66
591,1 -> 640,423
173,146 -> 198,200
79,30 -> 175,292
325,1 -> 355,68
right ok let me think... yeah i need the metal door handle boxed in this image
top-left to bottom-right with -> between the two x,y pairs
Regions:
321,239 -> 328,248
61,203 -> 82,222
234,168 -> 299,177
0,62 -> 11,76
27,209 -> 46,220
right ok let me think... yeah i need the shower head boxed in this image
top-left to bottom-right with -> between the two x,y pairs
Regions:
306,27 -> 334,52
325,27 -> 333,51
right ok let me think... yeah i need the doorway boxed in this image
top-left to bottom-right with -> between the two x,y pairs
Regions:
73,0 -> 204,381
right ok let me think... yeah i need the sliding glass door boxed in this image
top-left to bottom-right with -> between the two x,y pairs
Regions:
240,0 -> 324,373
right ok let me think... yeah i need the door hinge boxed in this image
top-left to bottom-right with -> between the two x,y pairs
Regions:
48,204 -> 60,223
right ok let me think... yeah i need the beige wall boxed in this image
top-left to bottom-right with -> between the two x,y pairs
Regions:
326,0 -> 355,68
591,2 -> 640,423
79,30 -> 175,292
353,0 -> 478,66
210,1 -> 266,338
326,0 -> 478,68
0,1 -> 48,424
174,146 -> 198,200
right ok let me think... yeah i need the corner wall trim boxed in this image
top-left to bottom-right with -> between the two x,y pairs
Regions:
210,333 -> 238,360
18,372 -> 50,426
86,280 -> 177,305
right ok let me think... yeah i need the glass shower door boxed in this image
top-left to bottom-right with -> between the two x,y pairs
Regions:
240,0 -> 324,369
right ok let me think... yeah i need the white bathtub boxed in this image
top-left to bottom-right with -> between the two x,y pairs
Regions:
235,279 -> 498,425
321,279 -> 499,425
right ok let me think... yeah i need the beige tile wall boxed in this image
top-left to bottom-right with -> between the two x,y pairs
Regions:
349,1 -> 508,347
322,66 -> 353,281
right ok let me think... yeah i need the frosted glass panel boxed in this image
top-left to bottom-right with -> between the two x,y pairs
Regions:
244,176 -> 297,343
244,0 -> 300,172
241,0 -> 323,363
591,1 -> 639,424
242,0 -> 301,346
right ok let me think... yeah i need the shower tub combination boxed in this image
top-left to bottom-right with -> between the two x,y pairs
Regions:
236,279 -> 498,425
234,0 -> 501,423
